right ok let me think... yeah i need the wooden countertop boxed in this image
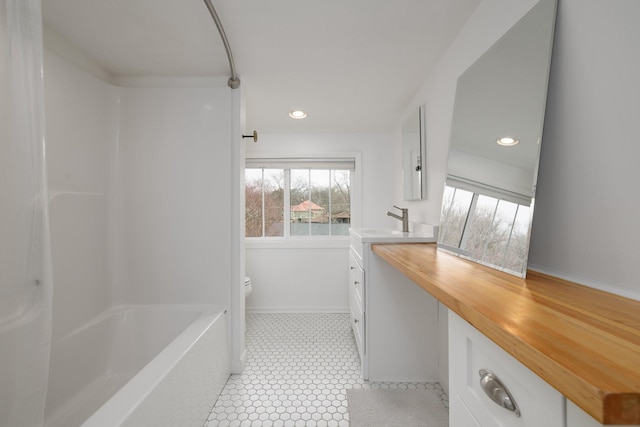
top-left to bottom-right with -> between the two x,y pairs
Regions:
372,243 -> 640,425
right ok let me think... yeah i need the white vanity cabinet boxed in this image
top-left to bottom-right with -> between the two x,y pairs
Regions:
449,310 -> 565,427
348,228 -> 439,382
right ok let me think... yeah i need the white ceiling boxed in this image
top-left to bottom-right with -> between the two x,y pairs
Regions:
42,0 -> 481,133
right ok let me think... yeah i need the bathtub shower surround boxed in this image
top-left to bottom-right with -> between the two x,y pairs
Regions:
40,40 -> 243,426
1,0 -> 54,425
45,306 -> 230,427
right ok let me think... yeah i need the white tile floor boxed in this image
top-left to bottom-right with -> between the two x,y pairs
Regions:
206,313 -> 448,427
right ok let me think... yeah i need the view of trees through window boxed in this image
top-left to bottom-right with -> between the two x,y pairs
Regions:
440,186 -> 531,274
245,167 -> 351,238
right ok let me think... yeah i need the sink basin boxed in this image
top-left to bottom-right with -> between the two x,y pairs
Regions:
357,228 -> 407,236
349,227 -> 438,243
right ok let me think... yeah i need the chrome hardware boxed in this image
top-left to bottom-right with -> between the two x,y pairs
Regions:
203,0 -> 240,89
354,318 -> 359,323
354,281 -> 359,285
386,205 -> 409,233
479,369 -> 521,417
350,266 -> 355,270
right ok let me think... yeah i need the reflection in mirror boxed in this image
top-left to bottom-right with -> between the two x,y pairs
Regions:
438,0 -> 557,277
440,187 -> 532,273
402,106 -> 426,201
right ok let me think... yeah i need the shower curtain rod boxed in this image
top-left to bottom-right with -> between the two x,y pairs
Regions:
203,0 -> 240,89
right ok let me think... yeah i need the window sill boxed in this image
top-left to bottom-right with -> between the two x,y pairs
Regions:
245,237 -> 349,250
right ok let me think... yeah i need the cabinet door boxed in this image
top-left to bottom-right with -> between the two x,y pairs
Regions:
348,251 -> 365,361
349,287 -> 364,359
449,311 -> 565,427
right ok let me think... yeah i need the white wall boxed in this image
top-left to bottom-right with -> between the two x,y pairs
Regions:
245,132 -> 391,312
527,0 -> 640,299
246,243 -> 349,312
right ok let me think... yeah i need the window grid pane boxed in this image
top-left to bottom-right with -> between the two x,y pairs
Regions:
263,169 -> 284,237
290,169 -> 310,236
440,187 -> 474,247
502,204 -> 531,274
460,194 -> 498,260
481,199 -> 518,266
245,169 -> 264,237
330,170 -> 351,235
441,185 -> 532,275
310,169 -> 330,236
246,165 -> 352,239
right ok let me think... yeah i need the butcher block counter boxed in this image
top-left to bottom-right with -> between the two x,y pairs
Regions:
372,242 -> 640,425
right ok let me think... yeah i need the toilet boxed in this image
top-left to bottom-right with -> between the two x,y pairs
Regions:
244,276 -> 253,298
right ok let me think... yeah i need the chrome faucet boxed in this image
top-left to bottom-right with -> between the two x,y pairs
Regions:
387,206 -> 409,233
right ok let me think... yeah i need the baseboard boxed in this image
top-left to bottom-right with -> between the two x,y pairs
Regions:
245,307 -> 349,314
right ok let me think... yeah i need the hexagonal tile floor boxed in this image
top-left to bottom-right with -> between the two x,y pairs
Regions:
205,313 -> 447,427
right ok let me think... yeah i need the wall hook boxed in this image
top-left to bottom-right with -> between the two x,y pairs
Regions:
242,130 -> 258,143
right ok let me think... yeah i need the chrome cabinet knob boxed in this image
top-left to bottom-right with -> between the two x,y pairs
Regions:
479,369 -> 521,417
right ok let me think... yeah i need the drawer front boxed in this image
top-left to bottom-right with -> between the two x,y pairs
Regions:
349,234 -> 364,263
349,251 -> 364,307
349,242 -> 364,268
350,291 -> 364,359
449,311 -> 565,427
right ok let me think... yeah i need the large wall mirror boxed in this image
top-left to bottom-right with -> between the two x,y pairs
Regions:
402,105 -> 426,201
438,0 -> 557,277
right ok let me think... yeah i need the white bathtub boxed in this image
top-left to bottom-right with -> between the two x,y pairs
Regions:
44,305 -> 230,427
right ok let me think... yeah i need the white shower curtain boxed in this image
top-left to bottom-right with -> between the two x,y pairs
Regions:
0,0 -> 53,425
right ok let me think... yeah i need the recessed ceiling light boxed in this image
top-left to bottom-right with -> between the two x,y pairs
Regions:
289,110 -> 308,119
497,137 -> 519,146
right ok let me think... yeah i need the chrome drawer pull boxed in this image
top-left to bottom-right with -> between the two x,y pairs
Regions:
478,369 -> 521,417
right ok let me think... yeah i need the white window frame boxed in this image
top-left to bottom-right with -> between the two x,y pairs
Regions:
244,152 -> 362,249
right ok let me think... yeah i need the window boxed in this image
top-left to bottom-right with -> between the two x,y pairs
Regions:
245,158 -> 354,238
439,185 -> 531,275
